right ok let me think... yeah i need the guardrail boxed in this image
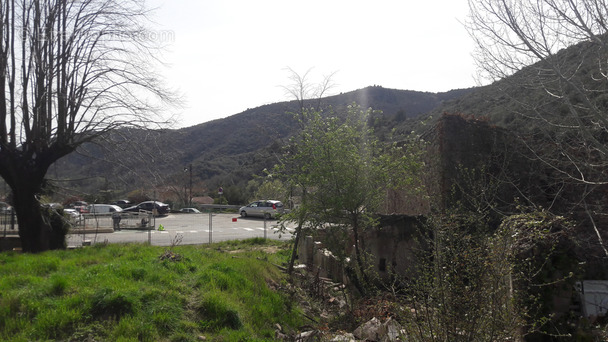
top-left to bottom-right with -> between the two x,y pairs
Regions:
198,204 -> 242,211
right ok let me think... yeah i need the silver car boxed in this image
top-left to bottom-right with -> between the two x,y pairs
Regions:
239,200 -> 284,219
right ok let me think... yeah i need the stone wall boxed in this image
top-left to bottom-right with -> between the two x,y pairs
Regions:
297,215 -> 426,284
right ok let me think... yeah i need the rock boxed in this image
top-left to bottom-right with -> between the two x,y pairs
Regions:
329,332 -> 356,341
353,317 -> 382,341
275,323 -> 287,340
379,317 -> 406,342
295,330 -> 320,342
353,317 -> 406,342
275,331 -> 288,340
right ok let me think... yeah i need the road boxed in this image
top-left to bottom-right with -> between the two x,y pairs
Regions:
66,212 -> 295,247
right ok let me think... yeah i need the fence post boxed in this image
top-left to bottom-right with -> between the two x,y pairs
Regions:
264,217 -> 267,239
208,211 -> 213,244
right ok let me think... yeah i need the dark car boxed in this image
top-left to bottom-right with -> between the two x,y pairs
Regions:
124,201 -> 170,216
112,199 -> 131,208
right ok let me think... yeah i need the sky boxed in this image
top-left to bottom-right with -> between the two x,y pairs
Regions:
148,0 -> 478,128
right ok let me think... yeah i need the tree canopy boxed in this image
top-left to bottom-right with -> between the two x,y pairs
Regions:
276,104 -> 423,284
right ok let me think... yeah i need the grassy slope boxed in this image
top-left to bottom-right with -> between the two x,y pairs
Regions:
0,239 -> 304,341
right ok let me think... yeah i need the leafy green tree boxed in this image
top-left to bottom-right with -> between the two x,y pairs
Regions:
253,179 -> 287,203
276,104 -> 423,288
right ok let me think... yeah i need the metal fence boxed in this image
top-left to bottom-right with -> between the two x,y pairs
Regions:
2,206 -> 294,249
66,211 -> 292,247
0,210 -> 16,235
80,211 -> 154,230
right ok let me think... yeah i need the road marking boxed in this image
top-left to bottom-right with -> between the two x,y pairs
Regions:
107,227 -> 293,236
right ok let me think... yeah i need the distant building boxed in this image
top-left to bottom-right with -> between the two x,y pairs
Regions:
191,196 -> 214,206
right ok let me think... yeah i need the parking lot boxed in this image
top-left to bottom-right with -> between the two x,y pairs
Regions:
66,212 -> 295,247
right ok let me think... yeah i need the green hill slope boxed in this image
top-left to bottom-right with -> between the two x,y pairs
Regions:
50,86 -> 473,201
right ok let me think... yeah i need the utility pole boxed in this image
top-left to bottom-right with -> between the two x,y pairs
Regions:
184,163 -> 193,208
189,163 -> 193,207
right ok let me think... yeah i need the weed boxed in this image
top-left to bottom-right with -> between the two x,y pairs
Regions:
130,267 -> 147,281
30,304 -> 82,340
47,274 -> 69,296
110,316 -> 157,341
197,293 -> 242,331
67,322 -> 107,342
90,288 -> 136,319
159,250 -> 182,262
170,331 -> 196,342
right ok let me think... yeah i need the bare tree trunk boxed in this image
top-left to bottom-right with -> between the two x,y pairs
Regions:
15,199 -> 48,253
288,222 -> 302,275
9,167 -> 48,252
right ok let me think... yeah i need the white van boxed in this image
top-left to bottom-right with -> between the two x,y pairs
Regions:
88,204 -> 123,214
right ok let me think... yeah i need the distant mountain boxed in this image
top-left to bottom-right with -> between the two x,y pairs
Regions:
52,86 -> 475,202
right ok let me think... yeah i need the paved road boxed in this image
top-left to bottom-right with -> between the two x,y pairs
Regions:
66,212 -> 295,247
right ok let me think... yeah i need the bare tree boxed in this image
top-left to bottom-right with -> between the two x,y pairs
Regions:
466,0 -> 608,175
281,67 -> 337,115
278,67 -> 336,274
0,0 -> 175,252
465,0 -> 608,256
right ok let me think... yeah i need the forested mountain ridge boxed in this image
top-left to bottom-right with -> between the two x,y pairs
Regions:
46,32 -> 608,205
52,31 -> 608,204
50,85 -> 474,202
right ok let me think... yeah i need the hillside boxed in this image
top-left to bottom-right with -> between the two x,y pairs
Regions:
417,37 -> 608,132
50,86 -> 474,203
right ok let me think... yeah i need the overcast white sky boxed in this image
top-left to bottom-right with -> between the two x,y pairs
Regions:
148,0 -> 478,128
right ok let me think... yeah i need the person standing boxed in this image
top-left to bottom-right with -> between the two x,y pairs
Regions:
112,211 -> 121,231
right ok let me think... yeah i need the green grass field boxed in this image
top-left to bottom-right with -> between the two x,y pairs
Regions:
0,238 -> 305,341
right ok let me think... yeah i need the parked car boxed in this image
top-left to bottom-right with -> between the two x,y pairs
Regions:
67,201 -> 88,213
179,208 -> 201,213
239,200 -> 284,219
64,208 -> 84,224
0,201 -> 12,214
64,208 -> 81,218
112,199 -> 131,208
124,201 -> 170,216
88,204 -> 123,214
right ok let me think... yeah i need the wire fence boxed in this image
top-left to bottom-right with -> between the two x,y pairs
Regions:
0,210 -> 16,236
1,206 -> 293,250
80,211 -> 154,230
